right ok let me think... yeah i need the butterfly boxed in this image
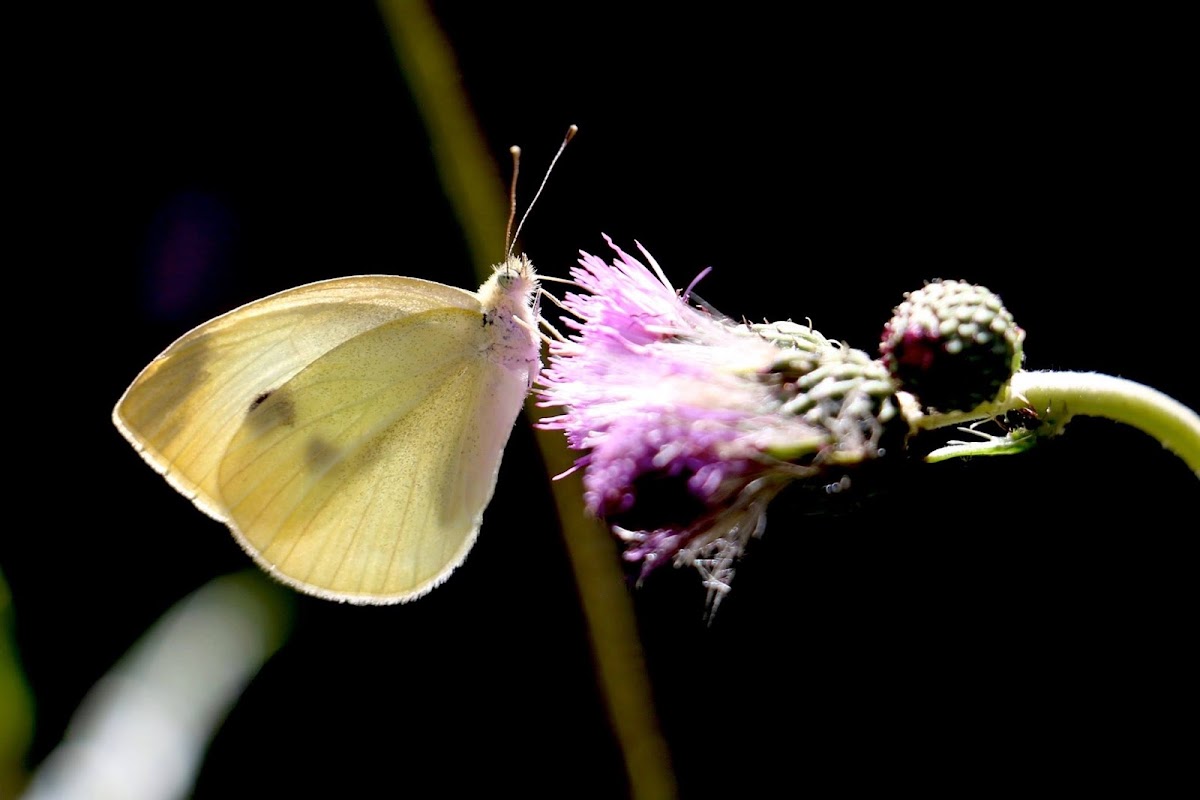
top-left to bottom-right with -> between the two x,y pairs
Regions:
113,257 -> 542,604
113,129 -> 575,604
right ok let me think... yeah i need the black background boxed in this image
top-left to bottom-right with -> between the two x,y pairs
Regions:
12,3 -> 1197,797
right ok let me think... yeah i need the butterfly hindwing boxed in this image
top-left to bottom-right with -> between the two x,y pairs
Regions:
217,305 -> 527,601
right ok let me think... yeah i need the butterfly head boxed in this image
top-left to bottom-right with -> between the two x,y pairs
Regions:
481,254 -> 538,313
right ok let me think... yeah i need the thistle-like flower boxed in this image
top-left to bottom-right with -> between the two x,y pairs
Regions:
538,236 -> 903,609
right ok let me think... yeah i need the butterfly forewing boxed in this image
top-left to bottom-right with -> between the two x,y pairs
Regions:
113,277 -> 482,525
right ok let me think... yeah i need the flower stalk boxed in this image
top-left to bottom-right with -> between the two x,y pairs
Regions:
917,370 -> 1200,475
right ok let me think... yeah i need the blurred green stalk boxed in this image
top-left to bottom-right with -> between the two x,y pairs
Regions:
377,2 -> 677,798
1,569 -> 34,799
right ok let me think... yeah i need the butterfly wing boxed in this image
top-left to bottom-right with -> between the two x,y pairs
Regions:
214,305 -> 531,601
115,276 -> 482,517
114,277 -> 496,591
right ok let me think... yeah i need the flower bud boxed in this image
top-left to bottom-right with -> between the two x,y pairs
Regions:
879,280 -> 1024,412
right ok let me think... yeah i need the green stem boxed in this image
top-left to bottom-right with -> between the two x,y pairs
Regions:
377,3 -> 677,797
916,370 -> 1200,476
1010,370 -> 1200,475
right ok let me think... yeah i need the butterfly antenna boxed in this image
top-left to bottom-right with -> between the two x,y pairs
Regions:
504,146 -> 521,256
507,124 -> 578,258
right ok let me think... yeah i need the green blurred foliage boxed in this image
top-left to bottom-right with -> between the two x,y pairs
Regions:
0,569 -> 34,799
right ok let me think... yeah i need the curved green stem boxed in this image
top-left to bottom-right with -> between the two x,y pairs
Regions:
916,370 -> 1200,476
1010,371 -> 1200,475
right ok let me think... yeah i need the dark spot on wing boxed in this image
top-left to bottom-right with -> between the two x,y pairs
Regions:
306,437 -> 339,472
246,388 -> 295,431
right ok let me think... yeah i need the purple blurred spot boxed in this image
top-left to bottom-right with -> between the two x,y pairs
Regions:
142,191 -> 234,321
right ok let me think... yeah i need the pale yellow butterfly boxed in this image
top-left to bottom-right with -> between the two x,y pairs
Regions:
113,129 -> 574,604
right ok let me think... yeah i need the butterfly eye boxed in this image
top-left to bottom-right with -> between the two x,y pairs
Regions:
497,269 -> 517,290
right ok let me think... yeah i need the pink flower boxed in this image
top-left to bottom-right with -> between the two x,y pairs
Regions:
538,236 -> 902,609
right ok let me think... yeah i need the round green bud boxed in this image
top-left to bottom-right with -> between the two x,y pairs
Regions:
879,280 -> 1025,412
